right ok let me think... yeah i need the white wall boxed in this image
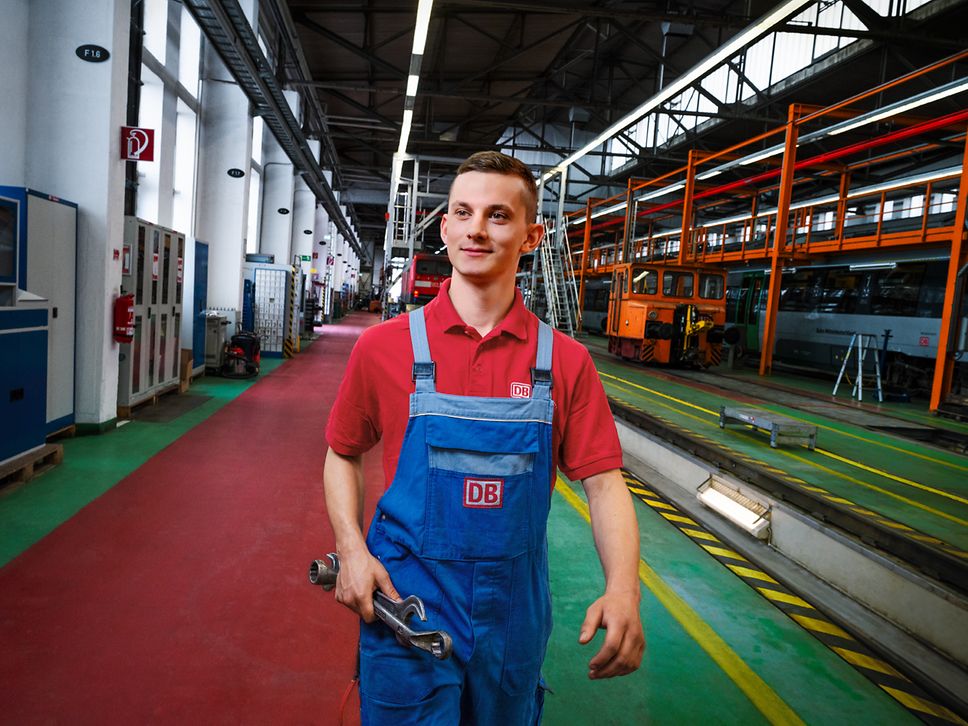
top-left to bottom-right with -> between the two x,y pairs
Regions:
0,0 -> 29,185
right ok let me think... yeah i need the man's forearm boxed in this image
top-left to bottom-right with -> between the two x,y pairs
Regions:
323,447 -> 367,553
583,469 -> 641,596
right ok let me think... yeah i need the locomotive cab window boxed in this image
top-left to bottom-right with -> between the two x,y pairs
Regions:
699,274 -> 725,299
663,270 -> 694,298
631,267 -> 657,295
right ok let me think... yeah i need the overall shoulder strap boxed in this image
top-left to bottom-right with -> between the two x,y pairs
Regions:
531,320 -> 554,399
408,307 -> 436,393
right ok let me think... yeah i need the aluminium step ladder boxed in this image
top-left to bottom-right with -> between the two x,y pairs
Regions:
832,332 -> 883,403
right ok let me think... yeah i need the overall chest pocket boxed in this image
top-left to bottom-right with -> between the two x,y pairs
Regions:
421,416 -> 540,561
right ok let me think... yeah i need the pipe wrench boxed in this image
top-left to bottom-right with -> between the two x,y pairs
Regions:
309,553 -> 453,660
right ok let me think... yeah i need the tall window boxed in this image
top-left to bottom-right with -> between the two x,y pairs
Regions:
136,2 -> 202,234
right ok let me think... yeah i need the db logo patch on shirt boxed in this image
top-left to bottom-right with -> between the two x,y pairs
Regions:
464,478 -> 504,508
510,382 -> 531,398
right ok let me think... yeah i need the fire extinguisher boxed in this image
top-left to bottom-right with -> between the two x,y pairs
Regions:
113,293 -> 135,343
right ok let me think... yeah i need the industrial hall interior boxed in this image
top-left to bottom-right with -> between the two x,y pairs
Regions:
2,0 -> 968,723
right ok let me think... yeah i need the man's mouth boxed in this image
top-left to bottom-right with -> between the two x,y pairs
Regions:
461,247 -> 491,256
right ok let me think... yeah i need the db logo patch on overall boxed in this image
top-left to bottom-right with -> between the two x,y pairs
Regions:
510,382 -> 531,398
464,478 -> 504,508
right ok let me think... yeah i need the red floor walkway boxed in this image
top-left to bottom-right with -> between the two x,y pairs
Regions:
0,313 -> 383,724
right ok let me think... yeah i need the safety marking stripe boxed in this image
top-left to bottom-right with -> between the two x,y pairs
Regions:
882,687 -> 968,723
831,647 -> 902,678
660,512 -> 698,525
681,528 -> 720,542
606,392 -> 968,559
619,468 -> 965,725
643,499 -> 678,512
790,614 -> 852,639
555,477 -> 806,726
727,565 -> 779,583
756,588 -> 813,609
701,545 -> 749,561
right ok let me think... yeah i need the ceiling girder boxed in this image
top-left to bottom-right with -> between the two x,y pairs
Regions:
183,0 -> 365,259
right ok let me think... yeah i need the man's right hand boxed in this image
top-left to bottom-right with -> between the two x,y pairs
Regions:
333,545 -> 401,623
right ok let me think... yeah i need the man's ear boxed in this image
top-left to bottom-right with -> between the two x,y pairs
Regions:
520,223 -> 544,254
439,213 -> 449,243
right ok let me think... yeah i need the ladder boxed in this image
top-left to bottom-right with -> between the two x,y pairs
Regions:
536,216 -> 580,336
832,332 -> 883,402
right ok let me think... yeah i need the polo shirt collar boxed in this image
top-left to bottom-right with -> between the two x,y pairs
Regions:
426,278 -> 530,341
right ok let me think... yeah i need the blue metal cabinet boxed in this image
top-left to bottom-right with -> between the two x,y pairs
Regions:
0,308 -> 48,463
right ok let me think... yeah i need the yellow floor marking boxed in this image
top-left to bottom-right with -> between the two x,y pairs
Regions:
661,512 -> 699,526
605,382 -> 712,428
555,477 -> 806,726
757,405 -> 968,475
790,614 -> 851,639
608,376 -> 968,531
880,687 -> 968,724
602,367 -> 968,474
815,448 -> 968,506
800,485 -> 829,493
681,528 -> 720,542
822,495 -> 854,505
643,500 -> 678,511
604,371 -> 968,505
627,486 -> 651,496
877,520 -> 915,531
777,449 -> 968,528
600,371 -> 719,416
702,545 -> 749,561
830,647 -> 903,678
728,565 -> 779,583
756,588 -> 814,609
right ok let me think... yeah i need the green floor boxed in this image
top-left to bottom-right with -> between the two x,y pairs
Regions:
0,358 -> 285,567
543,478 -> 913,724
588,353 -> 968,554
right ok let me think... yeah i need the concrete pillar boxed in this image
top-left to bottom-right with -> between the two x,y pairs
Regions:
13,0 -> 131,426
194,5 -> 256,313
290,139 -> 318,273
258,90 -> 299,264
0,0 -> 29,185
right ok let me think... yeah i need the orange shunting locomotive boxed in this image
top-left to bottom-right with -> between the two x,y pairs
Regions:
605,263 -> 729,367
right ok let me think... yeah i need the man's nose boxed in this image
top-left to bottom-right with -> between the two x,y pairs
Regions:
466,213 -> 487,239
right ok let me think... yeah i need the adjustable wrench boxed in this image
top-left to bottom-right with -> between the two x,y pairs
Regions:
309,553 -> 453,660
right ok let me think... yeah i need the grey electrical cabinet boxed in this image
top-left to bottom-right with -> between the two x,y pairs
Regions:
118,217 -> 185,411
0,186 -> 77,435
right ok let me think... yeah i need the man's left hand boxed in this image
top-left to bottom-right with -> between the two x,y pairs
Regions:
578,591 -> 644,679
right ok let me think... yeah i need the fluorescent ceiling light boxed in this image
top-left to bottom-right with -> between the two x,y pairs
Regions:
406,74 -> 420,97
590,202 -> 627,220
697,477 -> 770,539
412,0 -> 434,55
697,169 -> 722,181
850,262 -> 896,271
637,181 -> 685,203
539,0 -> 815,183
826,77 -> 968,137
740,144 -> 784,166
397,109 -> 414,155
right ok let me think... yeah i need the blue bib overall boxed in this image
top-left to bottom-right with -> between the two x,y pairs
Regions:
359,307 -> 555,725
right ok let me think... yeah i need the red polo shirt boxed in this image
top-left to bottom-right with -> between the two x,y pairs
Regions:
326,279 -> 623,488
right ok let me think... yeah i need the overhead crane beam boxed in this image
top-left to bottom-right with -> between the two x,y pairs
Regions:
183,0 -> 366,261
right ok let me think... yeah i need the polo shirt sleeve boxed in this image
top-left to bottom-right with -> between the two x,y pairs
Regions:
325,329 -> 382,456
557,348 -> 623,481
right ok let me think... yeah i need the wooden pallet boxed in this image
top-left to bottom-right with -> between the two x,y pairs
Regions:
0,443 -> 64,489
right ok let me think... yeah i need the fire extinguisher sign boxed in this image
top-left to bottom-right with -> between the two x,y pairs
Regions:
121,126 -> 155,161
152,252 -> 159,281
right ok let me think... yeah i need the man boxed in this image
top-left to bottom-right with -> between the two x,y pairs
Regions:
324,151 -> 643,724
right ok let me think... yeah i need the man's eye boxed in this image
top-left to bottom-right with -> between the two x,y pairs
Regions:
491,212 -> 508,220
